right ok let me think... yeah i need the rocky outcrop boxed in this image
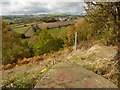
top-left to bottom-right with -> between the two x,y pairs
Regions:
34,62 -> 118,88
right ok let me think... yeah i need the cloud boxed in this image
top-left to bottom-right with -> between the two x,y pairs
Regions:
1,1 -> 86,15
1,0 -> 84,2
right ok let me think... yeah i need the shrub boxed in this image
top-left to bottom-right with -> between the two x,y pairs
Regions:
33,30 -> 64,56
60,18 -> 95,47
2,27 -> 31,65
60,25 -> 76,47
35,30 -> 42,35
2,44 -> 31,65
24,24 -> 27,27
76,18 -> 94,43
32,26 -> 37,32
19,34 -> 26,39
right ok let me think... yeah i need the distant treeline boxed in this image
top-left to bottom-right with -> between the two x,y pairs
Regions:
2,14 -> 85,24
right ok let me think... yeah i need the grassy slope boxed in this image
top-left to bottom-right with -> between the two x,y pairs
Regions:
2,44 -> 119,88
2,46 -> 72,88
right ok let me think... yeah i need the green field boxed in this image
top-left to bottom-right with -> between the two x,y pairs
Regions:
14,26 -> 67,37
48,27 -> 67,37
11,22 -> 38,29
9,20 -> 68,39
13,26 -> 30,34
11,22 -> 40,34
3,19 -> 12,22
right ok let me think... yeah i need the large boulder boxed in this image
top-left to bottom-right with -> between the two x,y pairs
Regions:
34,62 -> 118,88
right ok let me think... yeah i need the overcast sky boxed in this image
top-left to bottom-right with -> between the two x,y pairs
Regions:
0,0 -> 86,15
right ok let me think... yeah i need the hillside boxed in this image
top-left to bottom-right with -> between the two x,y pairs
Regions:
2,43 -> 119,88
2,1 -> 120,89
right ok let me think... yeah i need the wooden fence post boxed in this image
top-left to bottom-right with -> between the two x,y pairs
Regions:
74,32 -> 77,51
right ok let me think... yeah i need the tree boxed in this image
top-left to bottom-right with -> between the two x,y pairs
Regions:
35,24 -> 40,30
76,18 -> 94,43
2,22 -> 31,65
85,2 -> 120,45
60,25 -> 76,46
33,30 -> 63,55
32,26 -> 37,32
24,24 -> 27,27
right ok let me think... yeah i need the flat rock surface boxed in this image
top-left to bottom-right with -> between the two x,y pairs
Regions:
34,61 -> 118,88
